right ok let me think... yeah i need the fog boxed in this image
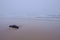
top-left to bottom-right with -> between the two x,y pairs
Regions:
0,0 -> 60,18
0,0 -> 60,40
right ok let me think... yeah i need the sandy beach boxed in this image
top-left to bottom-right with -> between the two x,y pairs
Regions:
0,17 -> 60,40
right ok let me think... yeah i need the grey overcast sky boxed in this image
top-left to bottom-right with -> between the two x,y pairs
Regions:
0,0 -> 60,17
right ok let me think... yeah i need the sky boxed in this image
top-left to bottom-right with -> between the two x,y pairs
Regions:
0,0 -> 60,18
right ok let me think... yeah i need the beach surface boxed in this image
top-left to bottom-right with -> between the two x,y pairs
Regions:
0,17 -> 60,40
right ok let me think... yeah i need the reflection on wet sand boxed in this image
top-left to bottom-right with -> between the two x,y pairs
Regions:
0,18 -> 60,40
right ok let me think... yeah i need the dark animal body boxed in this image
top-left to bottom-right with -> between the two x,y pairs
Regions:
9,25 -> 19,29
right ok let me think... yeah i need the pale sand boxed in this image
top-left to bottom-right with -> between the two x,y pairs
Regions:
0,18 -> 60,40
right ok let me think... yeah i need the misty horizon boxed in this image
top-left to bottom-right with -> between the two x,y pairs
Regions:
0,0 -> 60,18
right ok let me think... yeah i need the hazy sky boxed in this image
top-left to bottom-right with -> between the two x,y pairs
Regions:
0,0 -> 60,17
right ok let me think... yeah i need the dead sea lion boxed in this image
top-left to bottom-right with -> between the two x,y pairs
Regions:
9,25 -> 19,29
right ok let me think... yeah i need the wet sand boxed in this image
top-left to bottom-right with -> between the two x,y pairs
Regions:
0,18 -> 60,40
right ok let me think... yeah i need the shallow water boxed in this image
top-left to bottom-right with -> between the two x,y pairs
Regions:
0,18 -> 60,40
